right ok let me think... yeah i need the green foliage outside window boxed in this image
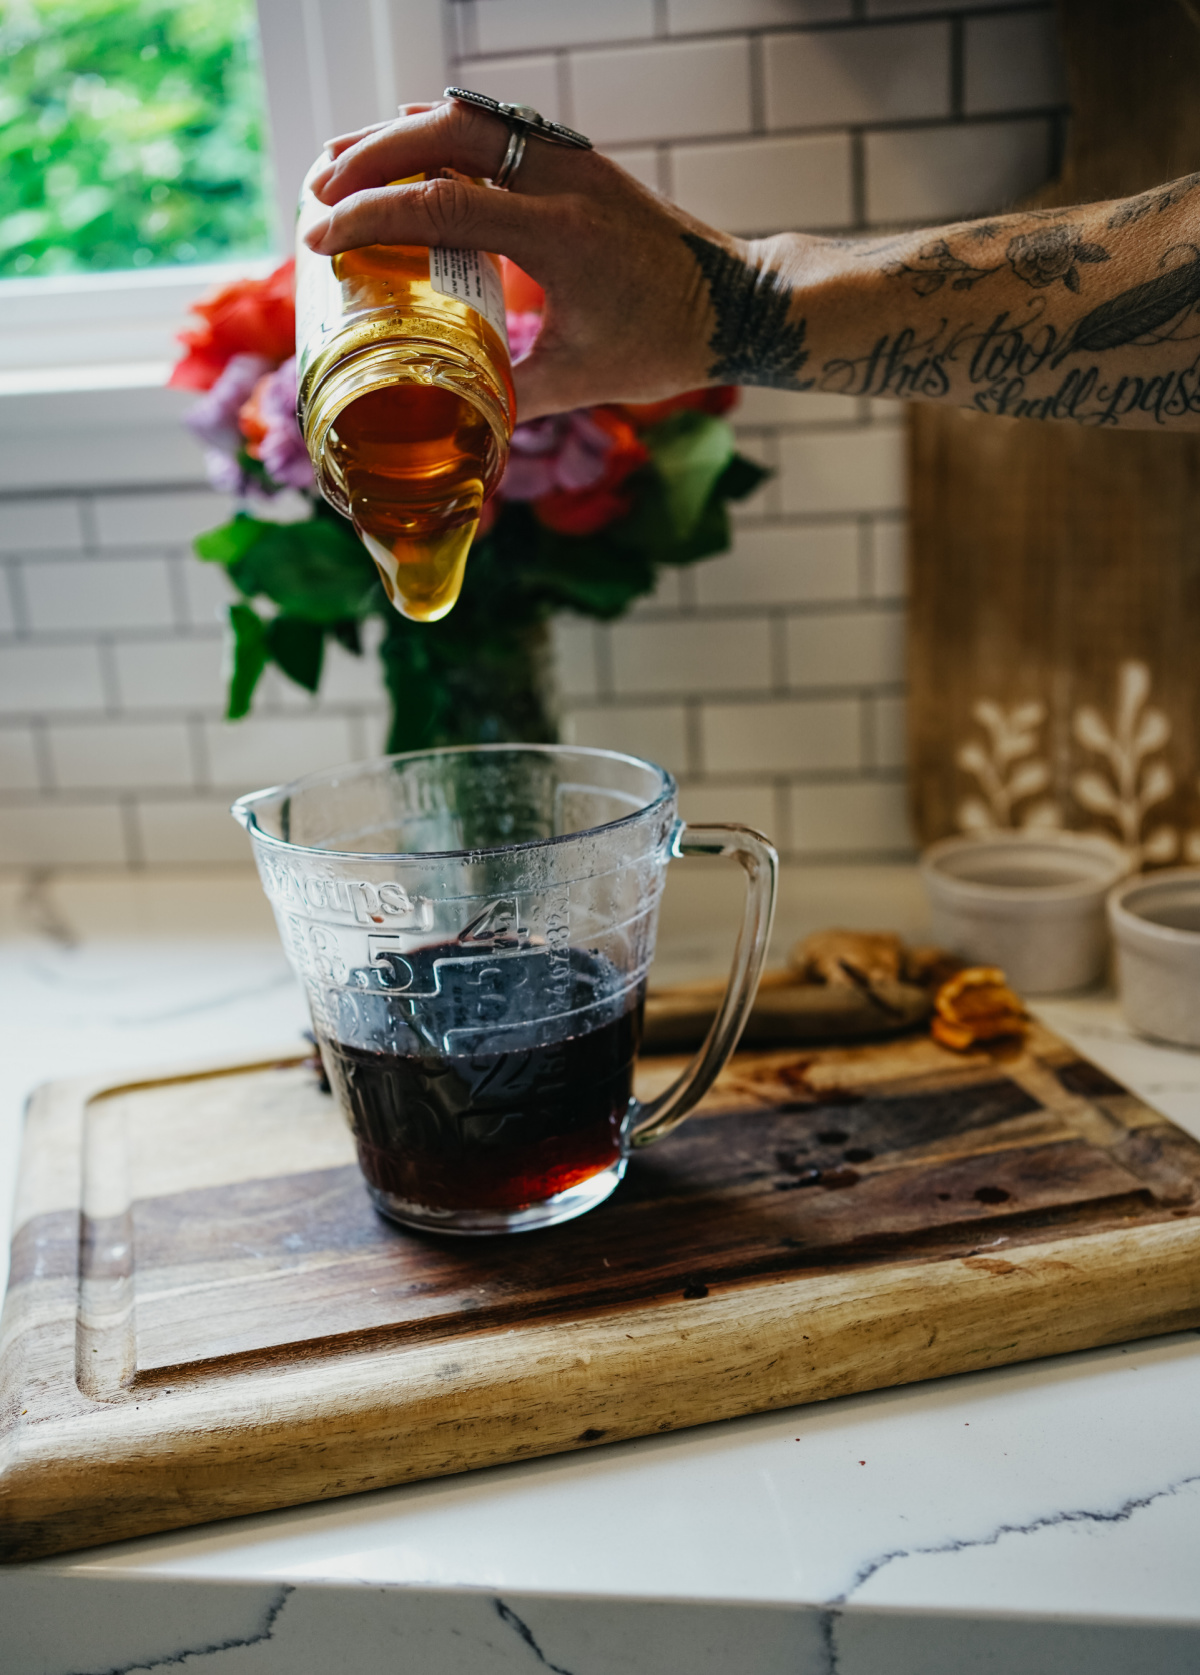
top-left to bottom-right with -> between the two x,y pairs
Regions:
0,0 -> 273,279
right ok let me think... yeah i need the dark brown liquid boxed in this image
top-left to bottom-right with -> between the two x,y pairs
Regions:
318,945 -> 643,1213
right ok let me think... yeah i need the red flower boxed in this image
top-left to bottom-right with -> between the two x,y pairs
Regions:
617,387 -> 739,429
533,407 -> 649,535
169,259 -> 296,391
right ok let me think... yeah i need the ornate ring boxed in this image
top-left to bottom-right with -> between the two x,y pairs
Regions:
444,86 -> 593,189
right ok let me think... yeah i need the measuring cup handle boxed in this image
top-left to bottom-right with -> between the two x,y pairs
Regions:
629,821 -> 778,1149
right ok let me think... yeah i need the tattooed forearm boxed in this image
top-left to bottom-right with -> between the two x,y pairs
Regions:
681,232 -> 811,387
677,172 -> 1200,425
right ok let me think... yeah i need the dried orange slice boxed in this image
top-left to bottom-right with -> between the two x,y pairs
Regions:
931,965 -> 1028,1051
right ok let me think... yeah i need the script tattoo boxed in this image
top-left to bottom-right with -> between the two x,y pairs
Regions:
682,232 -> 811,387
819,249 -> 1200,426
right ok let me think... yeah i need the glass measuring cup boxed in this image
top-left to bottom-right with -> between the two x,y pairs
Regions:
233,745 -> 776,1235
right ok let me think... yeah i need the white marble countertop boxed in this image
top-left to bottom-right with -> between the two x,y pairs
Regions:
4,865 -> 1200,1675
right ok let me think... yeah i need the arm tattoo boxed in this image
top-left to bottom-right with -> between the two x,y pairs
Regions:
1108,171 -> 1200,229
681,231 -> 811,388
886,224 -> 1110,299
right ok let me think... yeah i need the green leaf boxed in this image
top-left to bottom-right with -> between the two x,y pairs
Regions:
225,601 -> 268,720
378,622 -> 441,752
265,614 -> 324,693
643,410 -> 737,540
227,516 -> 378,622
194,511 -> 269,566
717,451 -> 770,502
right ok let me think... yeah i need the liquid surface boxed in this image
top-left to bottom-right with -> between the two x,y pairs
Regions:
319,945 -> 644,1213
329,383 -> 489,623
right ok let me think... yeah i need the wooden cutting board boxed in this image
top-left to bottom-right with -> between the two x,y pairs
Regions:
4,1023 -> 1200,1563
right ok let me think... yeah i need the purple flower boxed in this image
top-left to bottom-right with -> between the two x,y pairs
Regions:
249,357 -> 314,491
501,410 -> 617,501
183,352 -> 273,456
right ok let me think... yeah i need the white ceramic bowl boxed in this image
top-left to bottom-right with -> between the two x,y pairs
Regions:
1108,868 -> 1200,1047
921,831 -> 1130,996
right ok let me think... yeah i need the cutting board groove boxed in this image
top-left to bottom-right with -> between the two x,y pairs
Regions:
3,1025 -> 1200,1562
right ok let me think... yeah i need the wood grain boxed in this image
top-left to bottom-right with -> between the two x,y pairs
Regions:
3,1024 -> 1200,1563
908,0 -> 1200,847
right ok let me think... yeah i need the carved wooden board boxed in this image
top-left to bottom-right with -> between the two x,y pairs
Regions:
4,1024 -> 1200,1563
908,0 -> 1200,854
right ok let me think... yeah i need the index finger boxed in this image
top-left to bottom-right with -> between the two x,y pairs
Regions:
313,98 -> 577,205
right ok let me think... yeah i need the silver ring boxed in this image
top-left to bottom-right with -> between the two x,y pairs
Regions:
492,126 -> 527,190
445,89 -> 593,191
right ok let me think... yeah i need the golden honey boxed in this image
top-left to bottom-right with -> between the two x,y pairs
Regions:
295,173 -> 514,622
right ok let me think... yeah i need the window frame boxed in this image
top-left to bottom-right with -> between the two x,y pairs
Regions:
0,0 -> 448,394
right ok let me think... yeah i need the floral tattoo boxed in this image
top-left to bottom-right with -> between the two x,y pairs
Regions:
886,223 -> 1110,298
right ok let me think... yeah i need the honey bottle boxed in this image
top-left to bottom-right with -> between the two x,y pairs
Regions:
295,163 -> 514,622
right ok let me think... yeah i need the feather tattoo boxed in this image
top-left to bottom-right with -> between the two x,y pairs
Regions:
682,232 -> 812,388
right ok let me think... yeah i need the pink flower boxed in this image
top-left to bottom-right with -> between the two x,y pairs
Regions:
239,357 -> 314,491
506,309 -> 542,362
501,410 -> 622,501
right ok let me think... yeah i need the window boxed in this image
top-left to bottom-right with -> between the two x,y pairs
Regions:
0,0 -> 273,280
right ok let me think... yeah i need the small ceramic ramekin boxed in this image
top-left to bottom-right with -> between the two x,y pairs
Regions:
1108,867 -> 1200,1048
921,831 -> 1130,995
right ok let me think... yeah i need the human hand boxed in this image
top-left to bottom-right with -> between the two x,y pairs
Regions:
303,97 -> 743,420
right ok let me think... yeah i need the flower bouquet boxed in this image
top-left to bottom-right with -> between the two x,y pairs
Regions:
171,257 -> 768,753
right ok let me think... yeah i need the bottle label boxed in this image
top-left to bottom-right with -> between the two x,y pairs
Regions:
429,248 -> 509,347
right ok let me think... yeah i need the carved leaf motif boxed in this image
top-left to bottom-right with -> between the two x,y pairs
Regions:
1140,759 -> 1175,808
1010,701 -> 1047,731
1117,660 -> 1151,737
1020,800 -> 1063,830
972,698 -> 1005,734
956,741 -> 990,775
1008,760 -> 1051,800
1073,771 -> 1121,815
957,797 -> 994,833
1074,706 -> 1113,753
1134,707 -> 1171,756
1143,825 -> 1180,864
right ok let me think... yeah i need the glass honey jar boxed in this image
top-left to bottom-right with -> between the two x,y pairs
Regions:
295,163 -> 514,623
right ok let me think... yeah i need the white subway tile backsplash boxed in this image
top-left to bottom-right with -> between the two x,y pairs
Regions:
22,557 -> 175,634
204,715 -> 357,791
604,147 -> 661,194
786,605 -> 904,688
672,131 -> 852,234
0,498 -> 84,553
870,693 -> 908,769
114,636 -> 226,711
317,634 -> 390,706
695,524 -> 859,607
965,10 -> 1066,117
789,777 -> 912,854
610,618 -> 772,696
562,703 -> 689,774
94,491 -> 236,549
551,616 -> 600,701
677,782 -> 778,834
0,643 -> 106,714
0,726 -> 40,791
138,798 -> 256,866
869,516 -> 907,599
0,801 -> 128,867
734,388 -> 860,426
865,118 -> 1054,225
667,0 -> 850,30
182,556 -> 236,628
48,721 -> 194,790
0,571 -> 14,636
571,38 -> 752,147
778,428 -> 905,517
866,0 -> 996,12
454,55 -> 561,122
764,22 -> 950,131
469,0 -> 655,55
702,697 -> 859,773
